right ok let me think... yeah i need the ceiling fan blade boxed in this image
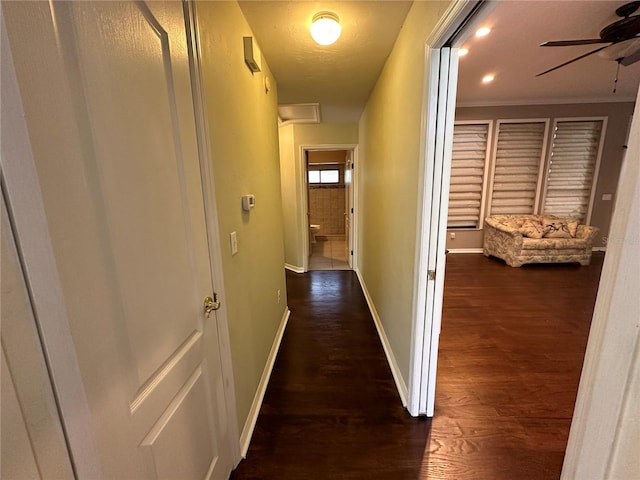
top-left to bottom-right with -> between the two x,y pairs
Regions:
622,48 -> 640,65
536,45 -> 611,76
541,39 -> 606,47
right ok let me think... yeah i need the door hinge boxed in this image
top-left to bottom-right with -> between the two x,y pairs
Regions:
350,250 -> 353,256
428,270 -> 436,281
350,207 -> 354,214
351,163 -> 354,169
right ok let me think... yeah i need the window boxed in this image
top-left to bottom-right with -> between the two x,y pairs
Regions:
448,116 -> 606,229
541,119 -> 605,222
308,168 -> 341,184
488,120 -> 548,216
448,122 -> 491,228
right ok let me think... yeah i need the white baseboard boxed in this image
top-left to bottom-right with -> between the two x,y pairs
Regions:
239,307 -> 290,457
353,268 -> 408,407
284,263 -> 304,274
446,248 -> 484,254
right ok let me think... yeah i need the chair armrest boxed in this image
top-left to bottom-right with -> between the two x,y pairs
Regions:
576,225 -> 599,244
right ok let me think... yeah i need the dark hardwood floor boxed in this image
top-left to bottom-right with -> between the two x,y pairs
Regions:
230,253 -> 604,479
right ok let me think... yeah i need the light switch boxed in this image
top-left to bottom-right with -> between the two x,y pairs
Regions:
602,193 -> 612,201
230,231 -> 238,255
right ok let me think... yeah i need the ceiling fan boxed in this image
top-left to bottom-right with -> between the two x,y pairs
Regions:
537,1 -> 640,77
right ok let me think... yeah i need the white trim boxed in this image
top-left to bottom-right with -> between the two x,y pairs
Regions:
592,247 -> 607,252
447,248 -> 484,254
284,263 -> 305,274
354,268 -> 408,406
425,0 -> 486,48
239,308 -> 290,457
410,46 -> 440,417
1,12 -> 101,477
183,0 -> 241,465
561,86 -> 640,479
457,97 -> 638,108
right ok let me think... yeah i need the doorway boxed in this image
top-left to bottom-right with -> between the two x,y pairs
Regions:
303,147 -> 356,271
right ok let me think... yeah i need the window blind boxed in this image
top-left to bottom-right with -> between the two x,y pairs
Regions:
490,122 -> 546,215
447,123 -> 490,228
542,120 -> 603,222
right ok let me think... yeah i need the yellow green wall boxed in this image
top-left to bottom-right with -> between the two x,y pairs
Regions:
279,123 -> 358,269
358,1 -> 451,383
197,1 -> 287,434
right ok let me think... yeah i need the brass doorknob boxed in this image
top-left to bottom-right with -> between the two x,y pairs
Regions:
203,294 -> 221,317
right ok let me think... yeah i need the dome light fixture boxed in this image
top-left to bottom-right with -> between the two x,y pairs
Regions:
310,11 -> 341,46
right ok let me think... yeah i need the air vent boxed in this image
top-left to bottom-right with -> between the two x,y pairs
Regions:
278,103 -> 321,125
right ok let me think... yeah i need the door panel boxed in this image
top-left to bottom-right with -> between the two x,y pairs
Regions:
69,1 -> 207,385
3,1 -> 231,478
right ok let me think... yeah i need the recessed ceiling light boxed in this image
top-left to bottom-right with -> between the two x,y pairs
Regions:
475,27 -> 491,37
482,74 -> 495,83
459,48 -> 469,57
310,12 -> 342,46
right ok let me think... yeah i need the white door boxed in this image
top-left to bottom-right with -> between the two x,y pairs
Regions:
345,150 -> 354,268
410,47 -> 459,416
1,196 -> 75,480
2,1 -> 233,478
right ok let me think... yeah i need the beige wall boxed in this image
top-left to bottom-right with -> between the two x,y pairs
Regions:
197,1 -> 287,434
448,102 -> 635,250
357,1 -> 451,383
309,187 -> 345,236
279,123 -> 358,269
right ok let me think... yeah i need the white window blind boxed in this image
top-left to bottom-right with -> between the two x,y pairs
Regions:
489,121 -> 547,215
542,120 -> 604,222
448,122 -> 490,228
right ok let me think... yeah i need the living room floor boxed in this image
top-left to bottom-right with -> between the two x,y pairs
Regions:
231,253 -> 604,479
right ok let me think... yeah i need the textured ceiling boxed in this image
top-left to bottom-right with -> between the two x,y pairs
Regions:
239,1 -> 640,124
456,0 -> 640,106
238,1 -> 412,122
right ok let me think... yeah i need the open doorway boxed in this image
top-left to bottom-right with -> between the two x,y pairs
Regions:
411,0 -> 638,476
305,149 -> 354,270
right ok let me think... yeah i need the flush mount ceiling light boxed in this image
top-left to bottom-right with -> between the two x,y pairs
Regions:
459,47 -> 469,57
475,27 -> 491,37
310,11 -> 341,46
482,74 -> 495,83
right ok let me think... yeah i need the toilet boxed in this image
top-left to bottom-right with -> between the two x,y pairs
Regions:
310,224 -> 321,244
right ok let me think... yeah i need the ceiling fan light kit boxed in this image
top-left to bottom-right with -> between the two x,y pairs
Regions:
538,1 -> 640,77
310,12 -> 341,46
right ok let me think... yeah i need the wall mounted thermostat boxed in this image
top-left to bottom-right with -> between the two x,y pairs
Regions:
242,194 -> 255,211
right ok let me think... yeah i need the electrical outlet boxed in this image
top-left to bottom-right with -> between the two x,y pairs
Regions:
277,289 -> 281,304
450,232 -> 456,239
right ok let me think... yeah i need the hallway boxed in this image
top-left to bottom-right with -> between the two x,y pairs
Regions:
231,270 -> 430,479
231,254 -> 603,479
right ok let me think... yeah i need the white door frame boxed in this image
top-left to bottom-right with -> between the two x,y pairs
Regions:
299,144 -> 359,272
183,0 -> 241,465
408,0 -> 489,417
